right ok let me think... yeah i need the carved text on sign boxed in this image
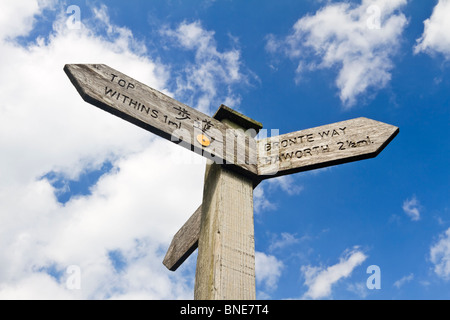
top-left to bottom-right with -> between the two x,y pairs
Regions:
257,118 -> 399,177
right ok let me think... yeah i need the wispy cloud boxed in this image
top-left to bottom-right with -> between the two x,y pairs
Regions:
254,176 -> 303,214
253,185 -> 277,214
402,196 -> 421,221
393,273 -> 414,288
346,282 -> 369,298
267,176 -> 304,196
161,20 -> 249,114
266,0 -> 408,108
301,247 -> 367,299
268,232 -> 302,252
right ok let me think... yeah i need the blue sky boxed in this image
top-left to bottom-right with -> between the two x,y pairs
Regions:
0,0 -> 449,300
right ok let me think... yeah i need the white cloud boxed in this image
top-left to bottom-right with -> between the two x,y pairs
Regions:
0,0 -> 56,40
267,175 -> 304,196
253,185 -> 276,213
255,252 -> 284,294
162,21 -> 247,114
415,0 -> 450,60
402,196 -> 421,221
393,273 -> 414,288
253,176 -> 303,214
269,232 -> 301,252
346,282 -> 369,298
430,228 -> 450,280
90,5 -> 149,56
0,3 -> 208,299
267,0 -> 408,108
301,247 -> 367,299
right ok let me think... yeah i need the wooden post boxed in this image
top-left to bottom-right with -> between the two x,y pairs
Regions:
194,106 -> 262,300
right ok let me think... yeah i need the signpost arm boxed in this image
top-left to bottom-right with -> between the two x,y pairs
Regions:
63,64 -> 259,177
163,205 -> 202,271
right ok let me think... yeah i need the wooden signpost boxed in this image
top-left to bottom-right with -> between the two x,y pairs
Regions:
65,64 -> 399,300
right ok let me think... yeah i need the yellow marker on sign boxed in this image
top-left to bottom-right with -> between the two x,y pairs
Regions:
197,134 -> 211,147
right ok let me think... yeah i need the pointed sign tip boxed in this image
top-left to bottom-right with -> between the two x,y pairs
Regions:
63,64 -> 91,103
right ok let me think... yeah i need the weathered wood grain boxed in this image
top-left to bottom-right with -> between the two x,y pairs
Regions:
64,64 -> 258,177
194,107 -> 257,300
257,117 -> 399,178
163,205 -> 201,271
194,162 -> 255,300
